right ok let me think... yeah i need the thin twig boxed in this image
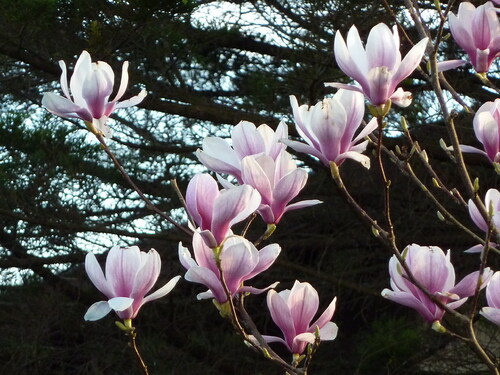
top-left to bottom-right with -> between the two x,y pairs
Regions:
95,134 -> 192,236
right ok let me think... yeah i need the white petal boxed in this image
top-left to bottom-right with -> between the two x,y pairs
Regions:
84,301 -> 112,321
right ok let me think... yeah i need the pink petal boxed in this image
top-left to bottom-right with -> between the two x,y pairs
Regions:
211,185 -> 261,244
288,281 -> 319,334
112,61 -> 129,102
85,252 -> 113,297
105,246 -> 141,297
114,89 -> 147,109
311,297 -> 337,329
42,93 -> 90,120
316,321 -> 338,341
186,174 -> 219,230
220,237 -> 258,293
486,271 -> 500,308
70,51 -> 92,106
480,307 -> 500,326
130,249 -> 161,300
272,168 -> 308,223
449,268 -> 492,298
142,275 -> 181,304
196,137 -> 241,177
241,156 -> 274,204
232,121 -> 265,158
382,289 -> 440,322
437,59 -> 467,72
391,37 -> 428,92
178,242 -> 198,270
468,199 -> 488,232
366,23 -> 399,70
185,266 -> 227,303
245,243 -> 281,280
267,289 -> 296,347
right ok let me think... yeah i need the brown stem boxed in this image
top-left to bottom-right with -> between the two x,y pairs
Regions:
330,164 -> 468,322
376,116 -> 397,250
215,257 -> 302,375
128,328 -> 149,375
95,134 -> 192,236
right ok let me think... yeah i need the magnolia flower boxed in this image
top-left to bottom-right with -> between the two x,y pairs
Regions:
84,246 -> 180,321
196,120 -> 288,183
382,244 -> 492,322
449,2 -> 500,73
185,173 -> 261,247
468,189 -> 500,232
460,99 -> 500,164
285,90 -> 377,168
264,281 -> 338,355
481,271 -> 500,325
239,151 -> 321,224
178,233 -> 280,303
42,50 -> 147,137
327,23 -> 428,107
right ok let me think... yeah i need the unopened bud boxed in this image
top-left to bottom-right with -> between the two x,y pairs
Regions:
437,211 -> 445,221
439,138 -> 448,151
213,299 -> 232,319
329,161 -> 340,180
494,163 -> 500,175
371,225 -> 380,237
432,320 -> 447,333
400,116 -> 408,132
420,150 -> 428,163
395,145 -> 401,156
432,178 -> 440,188
473,178 -> 480,193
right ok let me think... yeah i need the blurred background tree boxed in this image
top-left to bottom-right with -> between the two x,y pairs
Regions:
0,0 -> 499,374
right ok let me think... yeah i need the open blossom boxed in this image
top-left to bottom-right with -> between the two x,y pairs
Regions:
239,151 -> 321,224
186,173 -> 261,247
481,271 -> 500,325
460,99 -> 500,164
468,189 -> 500,232
448,2 -> 500,73
196,120 -> 288,183
264,281 -> 338,355
42,50 -> 147,137
284,90 -> 377,168
382,244 -> 492,322
178,233 -> 280,303
84,246 -> 180,321
327,23 -> 427,108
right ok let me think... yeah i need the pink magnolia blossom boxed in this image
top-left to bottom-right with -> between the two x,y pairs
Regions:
382,244 -> 492,322
468,188 -> 500,232
327,23 -> 428,107
196,120 -> 288,183
185,173 -> 261,247
460,99 -> 500,164
285,90 -> 377,168
239,151 -> 322,224
178,233 -> 280,303
480,271 -> 500,325
449,2 -> 500,73
42,50 -> 147,137
264,281 -> 338,355
84,246 -> 180,321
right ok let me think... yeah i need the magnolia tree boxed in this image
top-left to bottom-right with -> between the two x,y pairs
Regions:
41,1 -> 500,374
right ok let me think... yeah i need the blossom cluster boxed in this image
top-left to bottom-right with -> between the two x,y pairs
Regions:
40,2 -> 500,372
